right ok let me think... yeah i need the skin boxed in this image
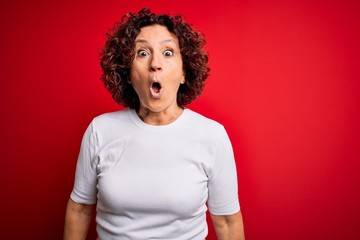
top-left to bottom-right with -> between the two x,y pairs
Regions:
211,211 -> 245,240
63,199 -> 94,240
64,24 -> 245,240
130,24 -> 185,125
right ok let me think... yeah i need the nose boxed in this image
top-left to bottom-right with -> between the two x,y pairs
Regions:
149,54 -> 162,72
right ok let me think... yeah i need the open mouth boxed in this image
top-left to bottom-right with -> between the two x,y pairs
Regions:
151,82 -> 162,93
150,81 -> 163,99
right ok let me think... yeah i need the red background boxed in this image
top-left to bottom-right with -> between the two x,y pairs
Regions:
1,0 -> 359,239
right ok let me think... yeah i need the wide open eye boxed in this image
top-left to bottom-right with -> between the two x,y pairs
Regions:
163,50 -> 174,57
137,50 -> 149,57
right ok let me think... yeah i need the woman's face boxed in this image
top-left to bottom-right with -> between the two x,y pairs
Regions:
130,24 -> 185,114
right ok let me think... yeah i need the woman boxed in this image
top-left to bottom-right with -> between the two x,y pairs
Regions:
64,8 -> 245,240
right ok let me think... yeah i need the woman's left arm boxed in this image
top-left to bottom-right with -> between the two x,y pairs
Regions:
210,211 -> 245,240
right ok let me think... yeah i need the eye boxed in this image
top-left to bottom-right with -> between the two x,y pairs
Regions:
137,50 -> 149,57
163,50 -> 174,57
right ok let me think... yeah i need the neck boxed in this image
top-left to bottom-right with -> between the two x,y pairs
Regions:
136,106 -> 184,126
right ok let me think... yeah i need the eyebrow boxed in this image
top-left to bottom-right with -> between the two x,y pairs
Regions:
134,39 -> 177,44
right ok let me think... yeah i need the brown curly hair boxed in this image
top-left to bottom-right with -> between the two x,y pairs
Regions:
99,8 -> 210,109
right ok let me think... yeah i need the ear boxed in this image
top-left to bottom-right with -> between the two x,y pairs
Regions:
180,75 -> 185,84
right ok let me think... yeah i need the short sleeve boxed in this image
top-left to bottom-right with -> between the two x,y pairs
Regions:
70,122 -> 98,204
207,126 -> 240,215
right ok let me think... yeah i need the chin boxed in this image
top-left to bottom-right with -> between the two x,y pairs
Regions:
149,106 -> 168,113
142,103 -> 167,113
140,98 -> 178,113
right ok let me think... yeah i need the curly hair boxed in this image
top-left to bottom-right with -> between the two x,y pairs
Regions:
99,8 -> 210,109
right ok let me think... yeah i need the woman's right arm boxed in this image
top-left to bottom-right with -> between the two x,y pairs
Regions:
63,198 -> 94,240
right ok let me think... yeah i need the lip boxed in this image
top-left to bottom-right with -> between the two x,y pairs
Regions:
149,79 -> 163,99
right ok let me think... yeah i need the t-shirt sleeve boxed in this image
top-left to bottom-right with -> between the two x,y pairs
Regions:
70,122 -> 98,204
207,126 -> 240,215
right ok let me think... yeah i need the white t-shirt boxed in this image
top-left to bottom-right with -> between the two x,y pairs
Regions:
70,108 -> 240,240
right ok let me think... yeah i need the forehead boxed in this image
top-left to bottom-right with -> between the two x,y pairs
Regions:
135,24 -> 179,45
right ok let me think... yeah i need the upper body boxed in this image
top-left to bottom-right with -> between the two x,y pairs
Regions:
71,108 -> 239,239
64,8 -> 245,240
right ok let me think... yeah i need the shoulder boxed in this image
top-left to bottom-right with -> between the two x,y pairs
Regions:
92,109 -> 131,124
185,109 -> 228,138
186,109 -> 225,130
89,109 -> 134,132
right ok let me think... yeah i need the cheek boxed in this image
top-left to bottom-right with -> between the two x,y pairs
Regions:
130,65 -> 143,83
132,60 -> 150,76
130,72 -> 147,96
